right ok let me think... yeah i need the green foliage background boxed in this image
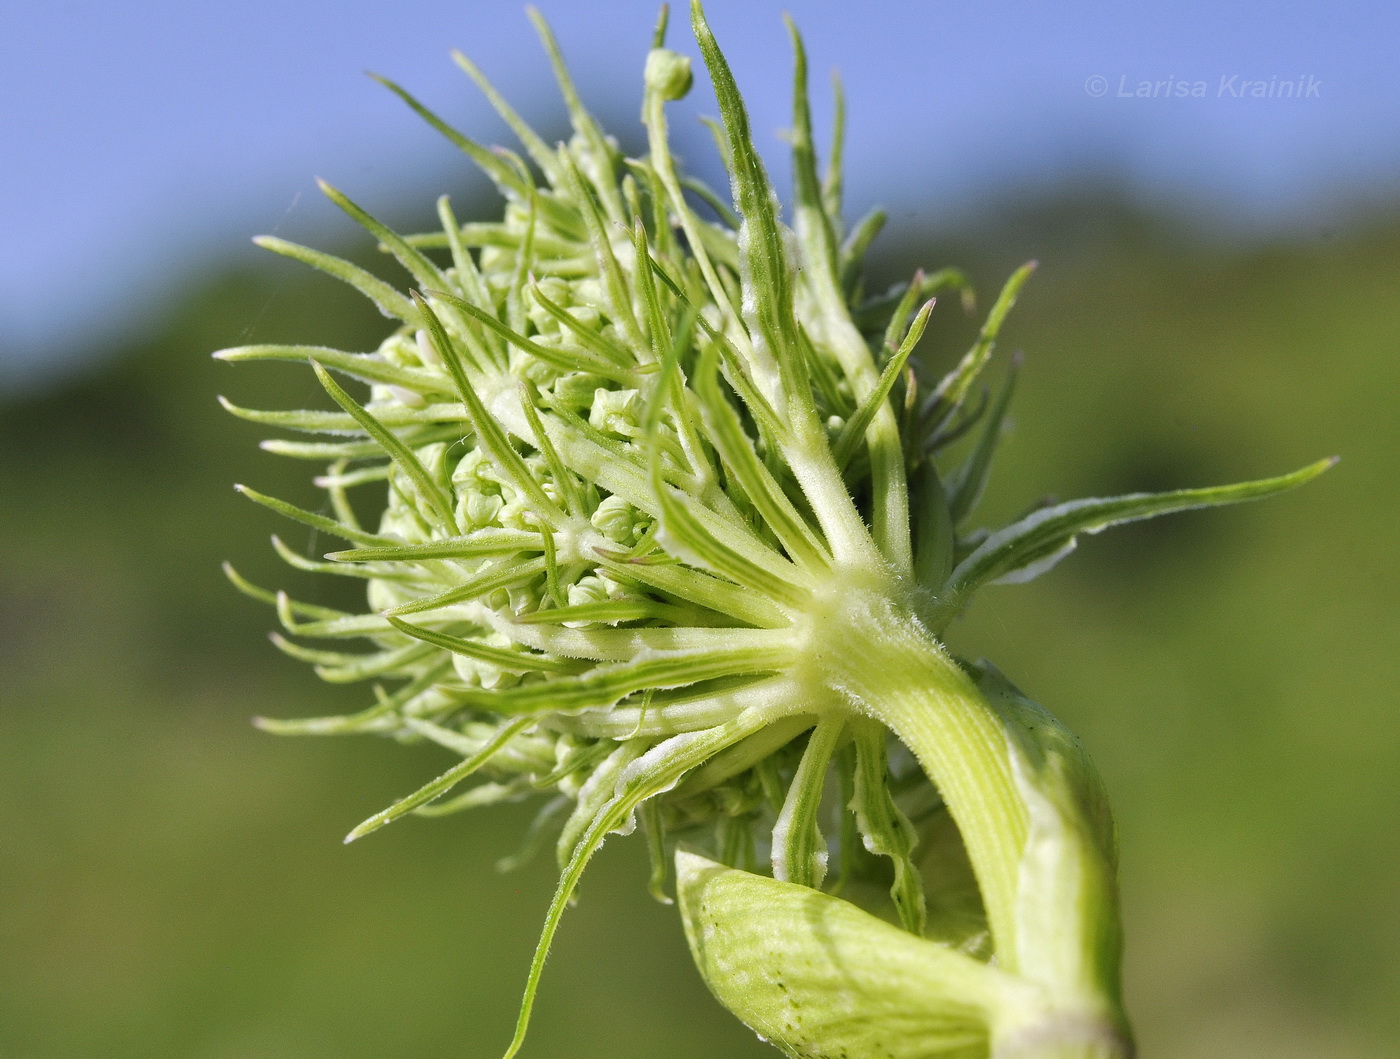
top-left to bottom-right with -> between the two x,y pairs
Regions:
2,193 -> 1396,1058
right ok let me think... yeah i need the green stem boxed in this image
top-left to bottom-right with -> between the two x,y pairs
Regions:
811,584 -> 1029,969
990,1014 -> 1135,1059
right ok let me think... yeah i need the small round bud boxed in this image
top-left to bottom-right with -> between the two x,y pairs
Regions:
589,386 -> 642,438
645,48 -> 693,101
591,494 -> 639,543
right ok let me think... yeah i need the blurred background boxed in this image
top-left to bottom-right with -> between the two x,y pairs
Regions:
2,1 -> 1397,1057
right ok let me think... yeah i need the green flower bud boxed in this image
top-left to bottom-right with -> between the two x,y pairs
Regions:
590,494 -> 644,544
646,47 -> 694,101
587,386 -> 643,438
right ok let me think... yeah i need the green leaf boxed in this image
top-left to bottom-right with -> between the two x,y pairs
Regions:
673,714 -> 814,798
275,592 -> 391,639
510,599 -> 691,626
784,15 -> 838,282
555,151 -> 645,349
328,529 -> 543,563
527,7 -> 626,225
385,615 -> 578,673
218,396 -> 467,434
416,778 -> 536,819
415,295 -> 569,528
691,1 -> 805,398
492,622 -> 787,666
645,257 -> 785,443
677,852 -> 1014,1059
973,663 -> 1132,1043
425,289 -> 633,383
821,66 -> 846,229
262,433 -> 459,462
650,470 -> 811,609
526,383 -> 585,521
441,641 -> 795,716
629,220 -> 673,369
222,562 -> 343,620
640,799 -> 672,903
555,740 -> 648,867
268,634 -> 435,684
912,461 -> 956,594
367,73 -> 535,205
679,175 -> 739,228
526,280 -> 633,368
435,196 -> 498,326
881,269 -> 929,355
852,267 -> 971,333
925,262 -> 1034,425
233,484 -> 393,547
345,717 -> 534,842
386,556 -> 549,616
502,711 -> 771,1059
253,658 -> 454,736
831,298 -> 933,469
214,344 -> 450,395
270,535 -> 419,584
848,718 -> 926,935
771,715 -> 843,888
946,353 -> 1019,525
839,207 -> 886,297
449,50 -> 560,184
317,180 -> 447,294
937,457 -> 1337,623
310,361 -> 459,533
253,236 -> 419,323
691,346 -> 829,569
592,551 -> 788,629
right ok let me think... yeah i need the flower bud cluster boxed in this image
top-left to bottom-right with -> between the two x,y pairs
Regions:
219,6 -> 1329,1055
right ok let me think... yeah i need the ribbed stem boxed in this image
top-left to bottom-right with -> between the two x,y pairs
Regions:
810,586 -> 1029,969
991,1012 -> 1135,1059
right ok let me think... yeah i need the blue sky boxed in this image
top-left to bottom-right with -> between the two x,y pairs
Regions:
3,0 -> 1398,390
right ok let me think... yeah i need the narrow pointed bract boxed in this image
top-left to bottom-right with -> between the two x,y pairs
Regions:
220,7 -> 1331,1057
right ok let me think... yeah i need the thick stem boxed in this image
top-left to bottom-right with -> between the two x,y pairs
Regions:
810,584 -> 1029,969
991,1012 -> 1135,1059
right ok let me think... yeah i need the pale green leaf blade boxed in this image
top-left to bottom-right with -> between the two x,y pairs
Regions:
449,50 -> 560,183
445,641 -> 794,716
218,396 -> 466,434
415,295 -> 570,527
676,851 -> 1012,1059
253,658 -> 454,736
386,556 -> 549,616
